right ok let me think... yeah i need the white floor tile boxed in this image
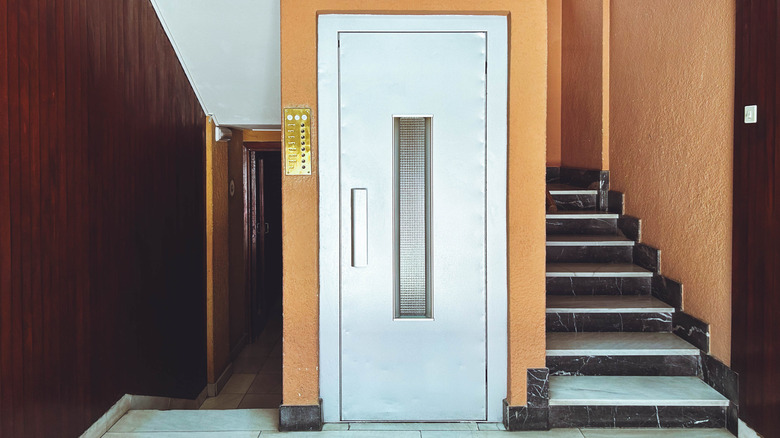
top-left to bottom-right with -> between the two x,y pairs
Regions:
580,429 -> 734,437
223,374 -> 258,394
200,393 -> 244,410
322,424 -> 351,431
108,409 -> 278,433
422,429 -> 584,437
104,432 -> 261,438
349,423 -> 477,431
261,432 -> 420,438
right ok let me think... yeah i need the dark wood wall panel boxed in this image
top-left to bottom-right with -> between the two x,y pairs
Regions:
0,0 -> 207,436
733,0 -> 780,436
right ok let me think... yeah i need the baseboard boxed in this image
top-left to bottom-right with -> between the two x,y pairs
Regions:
279,399 -> 323,431
503,368 -> 550,431
208,362 -> 234,396
79,394 -> 132,438
739,419 -> 763,438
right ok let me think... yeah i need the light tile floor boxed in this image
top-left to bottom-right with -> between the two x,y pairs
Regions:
200,317 -> 283,410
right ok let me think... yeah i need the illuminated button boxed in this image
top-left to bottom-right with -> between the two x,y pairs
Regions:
294,115 -> 300,120
286,115 -> 293,120
302,115 -> 308,120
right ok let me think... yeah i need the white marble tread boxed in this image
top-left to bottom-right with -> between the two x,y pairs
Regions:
349,423 -> 478,431
104,433 -> 261,437
549,376 -> 729,407
546,296 -> 674,313
546,263 -> 653,278
546,211 -> 618,219
580,429 -> 734,437
547,235 -> 634,246
422,429 -> 585,437
546,332 -> 700,356
108,409 -> 278,433
548,183 -> 598,195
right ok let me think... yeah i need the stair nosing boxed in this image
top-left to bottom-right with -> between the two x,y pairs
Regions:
546,235 -> 635,247
547,211 -> 618,219
546,263 -> 653,278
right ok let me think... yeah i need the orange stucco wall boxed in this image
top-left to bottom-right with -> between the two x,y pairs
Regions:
280,1 -> 548,407
547,0 -> 562,167
561,0 -> 609,171
610,1 -> 734,363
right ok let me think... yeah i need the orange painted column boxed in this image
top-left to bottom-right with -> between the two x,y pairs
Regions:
280,1 -> 548,408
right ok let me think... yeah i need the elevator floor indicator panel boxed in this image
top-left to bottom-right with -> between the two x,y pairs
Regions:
284,107 -> 312,175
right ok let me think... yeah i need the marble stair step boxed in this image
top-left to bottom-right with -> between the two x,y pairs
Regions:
548,184 -> 599,211
547,332 -> 699,356
546,235 -> 634,263
548,376 -> 729,429
547,295 -> 673,313
546,296 -> 675,333
548,183 -> 598,195
549,376 -> 728,407
546,263 -> 653,277
547,235 -> 635,246
546,211 -> 619,235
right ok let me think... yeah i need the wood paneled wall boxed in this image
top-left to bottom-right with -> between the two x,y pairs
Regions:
0,0 -> 207,436
733,0 -> 780,436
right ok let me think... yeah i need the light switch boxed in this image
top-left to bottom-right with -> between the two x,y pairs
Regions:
745,105 -> 758,124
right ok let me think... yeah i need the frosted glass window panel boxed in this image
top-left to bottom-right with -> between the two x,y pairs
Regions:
396,117 -> 431,318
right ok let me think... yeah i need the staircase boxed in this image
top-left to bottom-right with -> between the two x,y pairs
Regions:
545,181 -> 731,430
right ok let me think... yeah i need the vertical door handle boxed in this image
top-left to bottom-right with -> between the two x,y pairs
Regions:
351,188 -> 368,267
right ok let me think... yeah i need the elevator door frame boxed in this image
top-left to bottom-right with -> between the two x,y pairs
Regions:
317,14 -> 508,423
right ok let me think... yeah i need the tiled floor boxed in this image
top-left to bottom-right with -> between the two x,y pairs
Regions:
105,409 -> 735,437
200,317 -> 282,410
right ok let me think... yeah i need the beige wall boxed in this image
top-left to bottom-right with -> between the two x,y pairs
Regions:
280,1 -> 548,407
228,130 -> 249,356
561,0 -> 609,170
548,0 -> 562,167
610,0 -> 734,363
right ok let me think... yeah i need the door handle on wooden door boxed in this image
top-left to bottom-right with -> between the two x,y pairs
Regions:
351,188 -> 368,267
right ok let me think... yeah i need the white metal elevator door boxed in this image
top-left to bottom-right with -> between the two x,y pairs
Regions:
339,32 -> 487,421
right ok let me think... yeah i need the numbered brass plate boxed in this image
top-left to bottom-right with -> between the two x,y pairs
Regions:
284,108 -> 312,175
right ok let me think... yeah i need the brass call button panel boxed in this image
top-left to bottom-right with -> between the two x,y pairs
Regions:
284,107 -> 312,175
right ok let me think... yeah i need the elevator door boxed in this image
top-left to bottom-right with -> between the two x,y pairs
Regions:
339,32 -> 488,421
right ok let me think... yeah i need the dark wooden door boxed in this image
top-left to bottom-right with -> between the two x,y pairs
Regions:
250,150 -> 283,338
733,1 -> 780,436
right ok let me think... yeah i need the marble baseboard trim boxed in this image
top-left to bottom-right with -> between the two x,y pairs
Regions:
727,402 -> 739,436
651,275 -> 683,310
548,405 -> 726,428
634,243 -> 661,274
701,352 -> 738,403
738,418 -> 762,438
546,246 -> 632,264
608,191 -> 625,215
551,193 -> 598,211
546,312 -> 672,333
209,362 -> 234,397
503,401 -> 549,431
546,277 -> 651,295
547,166 -> 561,183
503,368 -> 551,431
547,354 -> 701,377
557,168 -> 609,211
527,368 -> 550,408
673,311 -> 710,353
79,394 -> 132,438
547,218 -> 618,235
279,399 -> 323,431
617,215 -> 641,242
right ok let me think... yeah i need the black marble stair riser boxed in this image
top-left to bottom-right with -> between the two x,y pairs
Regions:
546,218 -> 617,235
546,246 -> 632,263
546,312 -> 672,332
551,194 -> 597,211
547,355 -> 701,377
548,405 -> 726,429
546,277 -> 651,295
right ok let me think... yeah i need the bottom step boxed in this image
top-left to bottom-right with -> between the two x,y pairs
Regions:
549,376 -> 729,429
578,429 -> 734,437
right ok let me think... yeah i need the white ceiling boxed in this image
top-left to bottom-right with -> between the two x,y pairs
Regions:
150,0 -> 281,129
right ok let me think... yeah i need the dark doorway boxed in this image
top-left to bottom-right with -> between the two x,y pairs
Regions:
246,143 -> 283,340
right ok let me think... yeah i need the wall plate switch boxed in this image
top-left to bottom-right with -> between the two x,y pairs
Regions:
745,105 -> 758,124
283,107 -> 312,175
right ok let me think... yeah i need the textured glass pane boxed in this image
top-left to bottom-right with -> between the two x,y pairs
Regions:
397,117 -> 429,317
